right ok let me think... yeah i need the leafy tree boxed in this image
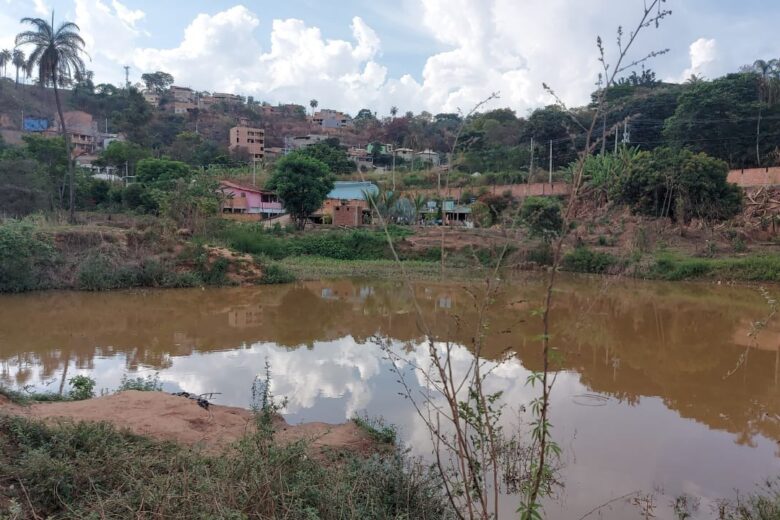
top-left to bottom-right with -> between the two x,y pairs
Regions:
309,99 -> 318,114
140,71 -> 174,93
664,73 -> 766,167
135,158 -> 192,186
22,134 -> 68,206
520,197 -> 563,241
96,140 -> 150,177
616,147 -> 742,222
297,139 -> 355,174
266,155 -> 334,230
16,13 -> 86,222
0,158 -> 50,215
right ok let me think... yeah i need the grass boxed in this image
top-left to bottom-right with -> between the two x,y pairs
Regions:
352,415 -> 397,445
278,256 -> 460,280
0,413 -> 453,519
647,253 -> 780,282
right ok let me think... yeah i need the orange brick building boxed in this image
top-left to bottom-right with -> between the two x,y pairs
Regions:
229,118 -> 265,162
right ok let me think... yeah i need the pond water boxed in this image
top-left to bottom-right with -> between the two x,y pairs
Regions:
1,276 -> 779,519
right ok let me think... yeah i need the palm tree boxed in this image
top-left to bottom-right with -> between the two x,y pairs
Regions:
309,98 -> 318,115
409,193 -> 427,225
12,49 -> 25,87
16,13 -> 87,222
390,105 -> 398,118
0,49 -> 10,78
752,59 -> 779,165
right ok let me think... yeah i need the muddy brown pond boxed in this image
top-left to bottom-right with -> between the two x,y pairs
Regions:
1,275 -> 779,519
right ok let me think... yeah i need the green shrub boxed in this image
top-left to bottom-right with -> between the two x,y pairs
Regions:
259,264 -> 296,284
117,373 -> 163,392
520,197 -> 563,240
0,220 -> 57,293
68,375 -> 96,401
562,247 -> 618,274
77,255 -> 119,291
352,415 -> 397,445
526,243 -> 553,265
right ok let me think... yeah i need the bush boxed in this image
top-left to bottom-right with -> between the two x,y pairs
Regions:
259,264 -> 296,284
562,247 -> 618,274
520,196 -> 563,240
0,415 -> 453,519
117,373 -> 163,392
616,147 -> 742,222
68,375 -> 96,400
77,255 -> 120,291
0,220 -> 57,293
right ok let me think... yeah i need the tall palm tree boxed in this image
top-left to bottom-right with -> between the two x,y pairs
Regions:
12,49 -> 25,87
16,13 -> 87,222
390,105 -> 398,118
309,98 -> 318,115
0,49 -> 10,78
752,59 -> 779,165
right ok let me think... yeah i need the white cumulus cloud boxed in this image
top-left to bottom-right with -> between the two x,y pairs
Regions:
679,37 -> 718,81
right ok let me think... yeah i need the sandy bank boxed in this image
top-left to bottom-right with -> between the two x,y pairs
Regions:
0,390 -> 376,455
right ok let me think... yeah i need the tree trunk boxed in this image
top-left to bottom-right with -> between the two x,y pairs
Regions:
53,80 -> 75,223
15,66 -> 19,88
756,107 -> 762,167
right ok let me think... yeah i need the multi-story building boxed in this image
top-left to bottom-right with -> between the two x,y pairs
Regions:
229,118 -> 265,162
168,86 -> 196,115
284,134 -> 330,151
311,109 -> 353,128
142,90 -> 161,107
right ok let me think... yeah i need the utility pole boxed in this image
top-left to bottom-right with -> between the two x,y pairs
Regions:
622,122 -> 630,144
548,140 -> 553,184
528,137 -> 534,184
123,66 -> 130,89
392,149 -> 396,192
615,129 -> 619,153
252,159 -> 257,187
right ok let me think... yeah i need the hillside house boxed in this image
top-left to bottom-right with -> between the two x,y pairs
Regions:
219,180 -> 283,219
416,149 -> 440,166
395,147 -> 414,162
311,109 -> 353,128
317,181 -> 378,226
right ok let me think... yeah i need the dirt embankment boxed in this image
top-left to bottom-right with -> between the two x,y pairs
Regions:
0,391 -> 377,456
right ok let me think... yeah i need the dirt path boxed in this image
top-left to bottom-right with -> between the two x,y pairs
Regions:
0,391 -> 376,456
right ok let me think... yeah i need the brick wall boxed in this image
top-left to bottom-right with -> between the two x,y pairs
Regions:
411,182 -> 571,200
332,202 -> 361,226
727,167 -> 780,187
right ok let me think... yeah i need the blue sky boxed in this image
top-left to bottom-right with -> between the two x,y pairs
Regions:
2,0 -> 779,115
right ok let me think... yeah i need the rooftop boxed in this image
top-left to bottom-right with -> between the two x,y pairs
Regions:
327,181 -> 378,200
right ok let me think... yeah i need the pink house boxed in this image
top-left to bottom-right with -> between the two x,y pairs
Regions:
219,180 -> 284,219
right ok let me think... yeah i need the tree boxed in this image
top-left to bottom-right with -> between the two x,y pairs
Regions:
520,197 -> 563,241
96,140 -> 150,177
266,154 -> 334,230
16,13 -> 86,222
12,49 -> 25,87
664,73 -> 765,167
140,71 -> 173,94
135,158 -> 192,186
616,147 -> 742,222
309,99 -> 318,115
297,139 -> 355,174
390,105 -> 398,118
0,49 -> 10,78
